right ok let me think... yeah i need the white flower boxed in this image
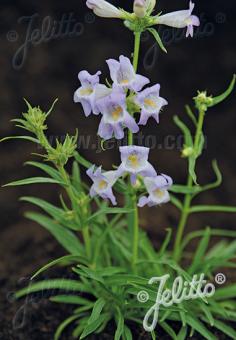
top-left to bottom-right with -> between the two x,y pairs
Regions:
86,0 -> 124,19
155,1 -> 200,37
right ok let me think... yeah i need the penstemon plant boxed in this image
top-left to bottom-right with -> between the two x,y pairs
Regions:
2,1 -> 236,339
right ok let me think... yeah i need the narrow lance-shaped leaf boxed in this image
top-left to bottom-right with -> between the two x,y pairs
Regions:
0,135 -> 39,144
25,161 -> 65,184
147,28 -> 167,53
188,227 -> 211,275
3,177 -> 62,187
209,74 -> 236,107
185,105 -> 197,126
54,315 -> 80,340
25,212 -> 83,255
15,279 -> 90,299
31,255 -> 88,280
80,298 -> 106,339
190,205 -> 236,213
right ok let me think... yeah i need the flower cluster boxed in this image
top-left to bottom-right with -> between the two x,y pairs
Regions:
74,55 -> 167,140
74,56 -> 172,208
86,146 -> 172,207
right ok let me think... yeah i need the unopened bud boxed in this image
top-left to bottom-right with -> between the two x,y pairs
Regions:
182,146 -> 194,158
194,91 -> 213,111
133,0 -> 146,18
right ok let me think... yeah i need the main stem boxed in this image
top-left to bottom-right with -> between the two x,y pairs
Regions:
59,165 -> 91,260
128,31 -> 141,145
130,31 -> 141,271
173,108 -> 205,262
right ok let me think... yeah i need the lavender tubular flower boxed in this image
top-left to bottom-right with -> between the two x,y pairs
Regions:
86,165 -> 118,205
138,174 -> 173,207
86,0 -> 124,19
156,1 -> 200,37
106,55 -> 150,92
74,70 -> 101,116
97,87 -> 139,140
117,146 -> 157,185
135,84 -> 168,125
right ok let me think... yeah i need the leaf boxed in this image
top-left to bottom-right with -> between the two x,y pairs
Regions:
147,28 -> 167,53
0,135 -> 39,144
25,212 -> 83,254
3,177 -> 62,187
80,314 -> 109,339
21,196 -> 65,220
196,133 -> 205,158
199,160 -> 222,193
21,196 -> 80,231
114,309 -> 124,340
73,266 -> 104,284
181,228 -> 236,251
80,298 -> 106,339
25,161 -> 64,184
159,321 -> 177,340
51,295 -> 92,306
170,185 -> 200,194
188,227 -> 211,275
72,161 -> 82,191
200,304 -> 214,327
87,207 -> 134,223
159,228 -> 172,256
15,279 -> 90,299
214,285 -> 236,300
177,326 -> 187,340
74,152 -> 92,169
185,315 -> 217,340
31,255 -> 87,279
123,325 -> 133,340
209,74 -> 236,107
185,105 -> 197,126
54,315 -> 79,340
203,317 -> 236,339
190,205 -> 236,213
174,115 -> 193,147
169,194 -> 183,210
189,155 -> 197,185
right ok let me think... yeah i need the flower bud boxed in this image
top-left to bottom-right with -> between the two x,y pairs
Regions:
194,91 -> 213,111
133,0 -> 147,18
46,131 -> 78,167
182,146 -> 194,158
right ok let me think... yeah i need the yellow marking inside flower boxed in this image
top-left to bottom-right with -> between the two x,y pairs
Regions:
154,189 -> 165,199
98,180 -> 108,190
120,79 -> 129,85
80,88 -> 93,96
111,106 -> 122,121
144,98 -> 157,108
128,154 -> 139,168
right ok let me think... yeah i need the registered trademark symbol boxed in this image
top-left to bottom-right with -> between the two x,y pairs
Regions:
215,273 -> 226,285
85,12 -> 95,24
215,12 -> 226,24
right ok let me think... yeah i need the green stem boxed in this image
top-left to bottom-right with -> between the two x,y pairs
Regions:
133,31 -> 141,72
59,165 -> 91,260
128,31 -> 141,146
129,31 -> 141,271
82,226 -> 92,260
173,108 -> 206,262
